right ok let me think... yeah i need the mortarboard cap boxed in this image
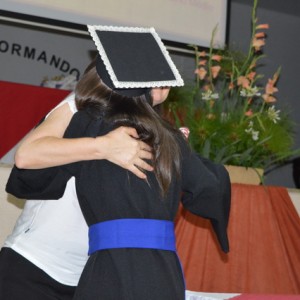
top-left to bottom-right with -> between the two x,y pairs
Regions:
87,25 -> 184,95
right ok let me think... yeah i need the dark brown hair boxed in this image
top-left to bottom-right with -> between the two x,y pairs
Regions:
75,60 -> 182,198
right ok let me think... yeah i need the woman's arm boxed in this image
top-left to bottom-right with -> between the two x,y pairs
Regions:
15,102 -> 153,179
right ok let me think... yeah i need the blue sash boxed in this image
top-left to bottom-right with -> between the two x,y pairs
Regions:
88,219 -> 176,255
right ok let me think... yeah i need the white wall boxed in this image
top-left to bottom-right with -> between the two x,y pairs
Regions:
0,22 -> 94,85
1,0 -> 228,48
0,164 -> 24,247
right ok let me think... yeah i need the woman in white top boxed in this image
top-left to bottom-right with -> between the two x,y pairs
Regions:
0,89 -> 169,299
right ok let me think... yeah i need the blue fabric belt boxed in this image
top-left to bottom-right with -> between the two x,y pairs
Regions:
88,219 -> 176,255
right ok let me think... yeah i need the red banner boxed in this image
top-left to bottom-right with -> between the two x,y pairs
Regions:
0,81 -> 70,158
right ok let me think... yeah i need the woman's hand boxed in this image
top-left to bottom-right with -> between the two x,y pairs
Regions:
100,127 -> 153,179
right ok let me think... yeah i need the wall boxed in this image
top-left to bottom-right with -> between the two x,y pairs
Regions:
1,0 -> 300,187
0,21 -> 93,85
228,0 -> 300,187
171,1 -> 300,188
171,0 -> 300,188
0,164 -> 24,247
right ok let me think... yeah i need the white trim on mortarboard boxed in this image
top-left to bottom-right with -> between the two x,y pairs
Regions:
87,25 -> 184,89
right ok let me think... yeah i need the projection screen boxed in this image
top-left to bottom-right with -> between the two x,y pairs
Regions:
1,0 -> 228,49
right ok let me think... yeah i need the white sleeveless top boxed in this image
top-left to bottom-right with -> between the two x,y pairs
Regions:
4,93 -> 89,286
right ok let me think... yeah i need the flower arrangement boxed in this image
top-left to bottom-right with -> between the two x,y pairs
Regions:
165,0 -> 299,172
41,74 -> 77,90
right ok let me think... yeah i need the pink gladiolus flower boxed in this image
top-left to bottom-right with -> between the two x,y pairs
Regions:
198,60 -> 207,66
252,37 -> 265,51
262,94 -> 276,103
203,85 -> 210,91
245,109 -> 253,116
211,66 -> 221,78
237,76 -> 250,88
255,32 -> 265,38
212,55 -> 222,62
198,51 -> 206,57
195,67 -> 207,80
256,24 -> 269,29
265,80 -> 279,95
247,72 -> 256,81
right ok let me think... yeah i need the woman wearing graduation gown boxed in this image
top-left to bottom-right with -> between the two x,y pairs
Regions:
67,92 -> 228,300
6,25 -> 230,300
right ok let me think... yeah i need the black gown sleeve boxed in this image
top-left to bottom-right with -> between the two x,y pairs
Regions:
5,110 -> 98,200
179,139 -> 231,253
5,165 -> 71,200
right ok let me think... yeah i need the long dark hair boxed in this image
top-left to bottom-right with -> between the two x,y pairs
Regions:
75,60 -> 182,198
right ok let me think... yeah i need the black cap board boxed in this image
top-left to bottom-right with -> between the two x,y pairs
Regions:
87,25 -> 184,91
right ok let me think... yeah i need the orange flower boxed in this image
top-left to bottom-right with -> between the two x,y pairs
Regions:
252,37 -> 265,51
265,78 -> 279,95
229,82 -> 235,90
256,24 -> 269,29
262,94 -> 276,103
211,55 -> 222,62
247,72 -> 256,81
255,32 -> 265,39
245,109 -> 253,116
237,76 -> 250,88
198,59 -> 207,66
203,84 -> 210,91
211,65 -> 221,78
195,67 -> 207,80
198,51 -> 206,57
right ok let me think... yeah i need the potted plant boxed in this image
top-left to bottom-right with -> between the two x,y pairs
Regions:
164,0 -> 299,184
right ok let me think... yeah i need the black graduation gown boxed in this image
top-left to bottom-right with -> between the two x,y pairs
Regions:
6,110 -> 231,300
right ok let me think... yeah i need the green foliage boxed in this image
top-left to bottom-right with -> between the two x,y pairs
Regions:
164,0 -> 299,170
